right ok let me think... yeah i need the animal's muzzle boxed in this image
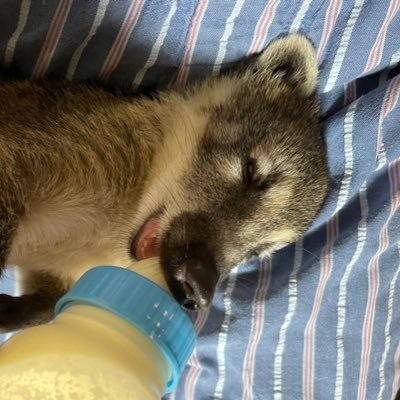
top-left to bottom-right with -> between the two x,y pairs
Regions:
173,254 -> 219,310
160,213 -> 220,310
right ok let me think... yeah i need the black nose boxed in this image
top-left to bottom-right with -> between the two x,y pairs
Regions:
160,212 -> 220,310
173,258 -> 219,310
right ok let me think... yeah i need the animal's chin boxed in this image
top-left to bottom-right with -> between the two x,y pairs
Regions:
131,212 -> 163,260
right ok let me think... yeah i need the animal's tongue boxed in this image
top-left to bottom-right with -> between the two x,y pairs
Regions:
135,216 -> 161,260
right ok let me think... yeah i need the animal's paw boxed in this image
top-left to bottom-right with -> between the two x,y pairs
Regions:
0,293 -> 55,333
0,293 -> 25,333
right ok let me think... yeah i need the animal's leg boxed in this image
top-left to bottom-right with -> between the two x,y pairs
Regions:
0,202 -> 22,277
0,270 -> 71,332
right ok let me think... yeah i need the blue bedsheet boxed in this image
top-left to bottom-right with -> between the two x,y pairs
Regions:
0,1 -> 399,399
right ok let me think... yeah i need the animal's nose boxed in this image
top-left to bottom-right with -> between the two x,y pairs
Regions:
173,259 -> 219,310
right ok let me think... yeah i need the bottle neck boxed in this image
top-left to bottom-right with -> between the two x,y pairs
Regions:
127,257 -> 170,293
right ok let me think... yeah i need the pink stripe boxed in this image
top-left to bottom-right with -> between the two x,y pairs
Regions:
175,0 -> 208,87
242,260 -> 272,400
102,3 -> 142,75
345,81 -> 356,105
99,0 -> 145,81
177,3 -> 277,392
183,3 -> 278,394
32,0 -> 72,79
364,0 -> 400,73
239,14 -> 280,399
343,78 -> 356,105
317,0 -> 343,60
194,309 -> 209,334
184,310 -> 209,399
303,214 -> 338,400
357,159 -> 400,400
344,80 -> 356,105
248,0 -> 280,55
358,81 -> 400,400
383,77 -> 400,120
33,0 -> 69,76
185,352 -> 202,400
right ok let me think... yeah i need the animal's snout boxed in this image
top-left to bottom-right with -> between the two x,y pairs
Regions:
160,212 -> 220,309
173,258 -> 219,310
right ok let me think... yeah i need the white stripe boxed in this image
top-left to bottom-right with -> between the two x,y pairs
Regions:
66,0 -> 110,80
4,0 -> 31,66
205,7 -> 248,389
213,268 -> 239,399
212,0 -> 246,75
273,240 -> 303,400
334,182 -> 368,400
323,0 -> 365,92
131,0 -> 178,90
377,241 -> 400,400
242,260 -> 271,400
376,137 -> 388,170
391,339 -> 400,399
213,3 -> 273,396
290,0 -> 314,32
336,100 -> 358,211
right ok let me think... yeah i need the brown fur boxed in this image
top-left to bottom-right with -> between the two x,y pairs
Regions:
0,34 -> 328,331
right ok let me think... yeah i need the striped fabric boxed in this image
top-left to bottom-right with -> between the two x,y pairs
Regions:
0,1 -> 399,399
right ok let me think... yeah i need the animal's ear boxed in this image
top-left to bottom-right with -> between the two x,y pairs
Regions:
255,34 -> 318,96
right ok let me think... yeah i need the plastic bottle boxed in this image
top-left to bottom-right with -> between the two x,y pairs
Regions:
0,258 -> 195,399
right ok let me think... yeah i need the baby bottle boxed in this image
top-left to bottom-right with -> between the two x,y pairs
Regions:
0,257 -> 195,399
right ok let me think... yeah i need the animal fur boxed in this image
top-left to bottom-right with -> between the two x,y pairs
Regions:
0,34 -> 328,332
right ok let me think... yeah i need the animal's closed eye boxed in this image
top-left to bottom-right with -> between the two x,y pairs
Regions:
243,158 -> 279,191
244,158 -> 256,185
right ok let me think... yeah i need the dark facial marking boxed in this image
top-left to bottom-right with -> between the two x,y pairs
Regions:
242,157 -> 281,191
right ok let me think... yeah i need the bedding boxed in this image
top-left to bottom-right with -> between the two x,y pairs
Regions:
0,1 -> 399,399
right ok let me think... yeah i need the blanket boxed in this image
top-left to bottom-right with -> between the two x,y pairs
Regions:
0,1 -> 399,399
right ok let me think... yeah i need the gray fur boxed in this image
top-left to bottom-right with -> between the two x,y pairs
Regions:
0,34 -> 327,331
